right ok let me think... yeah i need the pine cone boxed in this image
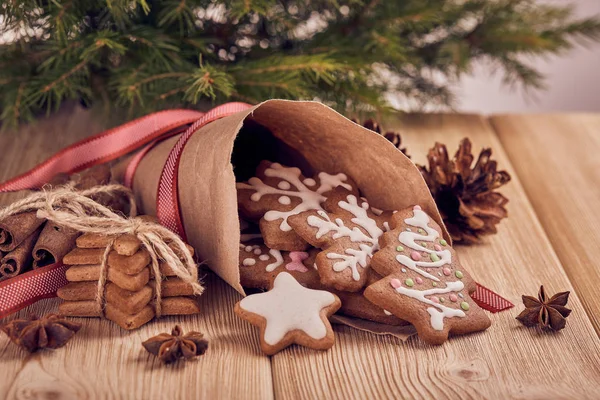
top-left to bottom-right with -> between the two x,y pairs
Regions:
354,119 -> 410,158
418,138 -> 511,244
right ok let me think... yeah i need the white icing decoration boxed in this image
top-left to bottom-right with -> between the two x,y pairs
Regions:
391,206 -> 466,331
239,272 -> 337,345
240,233 -> 262,241
383,310 -> 392,316
383,222 -> 390,232
265,249 -> 283,272
393,281 -> 465,331
371,206 -> 384,216
401,268 -> 407,273
278,196 -> 291,205
239,242 -> 282,272
459,293 -> 464,298
306,194 -> 383,281
278,181 -> 291,190
237,163 -> 351,232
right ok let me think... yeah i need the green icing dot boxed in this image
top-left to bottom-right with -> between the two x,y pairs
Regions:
440,239 -> 448,246
461,302 -> 470,311
396,246 -> 404,252
455,270 -> 464,279
439,297 -> 445,303
405,278 -> 414,287
432,282 -> 438,287
418,228 -> 425,234
430,253 -> 440,262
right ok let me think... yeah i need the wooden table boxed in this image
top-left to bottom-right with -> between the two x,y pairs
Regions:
1,106 -> 600,399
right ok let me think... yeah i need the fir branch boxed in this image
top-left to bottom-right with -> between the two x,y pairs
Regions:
0,0 -> 599,126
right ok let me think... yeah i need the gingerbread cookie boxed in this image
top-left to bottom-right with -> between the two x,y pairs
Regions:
288,187 -> 390,292
332,271 -> 407,326
364,205 -> 491,345
239,238 -> 321,290
237,161 -> 358,251
234,272 -> 341,355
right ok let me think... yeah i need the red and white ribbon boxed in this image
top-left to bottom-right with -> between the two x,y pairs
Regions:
0,263 -> 69,319
0,109 -> 203,192
472,283 -> 514,313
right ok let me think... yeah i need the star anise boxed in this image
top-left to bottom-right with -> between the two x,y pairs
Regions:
142,325 -> 208,364
516,286 -> 571,331
353,118 -> 410,158
1,314 -> 81,352
417,138 -> 511,244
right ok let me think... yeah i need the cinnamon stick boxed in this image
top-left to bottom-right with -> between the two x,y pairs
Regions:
0,226 -> 42,281
33,222 -> 80,268
0,212 -> 46,252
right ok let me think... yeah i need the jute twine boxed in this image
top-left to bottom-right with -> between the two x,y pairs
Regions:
0,184 -> 203,317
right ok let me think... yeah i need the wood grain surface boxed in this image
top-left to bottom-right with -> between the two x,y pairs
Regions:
491,114 -> 600,336
1,106 -> 600,399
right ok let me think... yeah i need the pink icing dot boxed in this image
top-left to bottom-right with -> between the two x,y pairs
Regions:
390,279 -> 402,289
413,205 -> 422,211
410,251 -> 422,261
434,244 -> 442,251
431,296 -> 439,303
285,251 -> 309,273
449,294 -> 458,302
415,277 -> 423,284
443,267 -> 451,276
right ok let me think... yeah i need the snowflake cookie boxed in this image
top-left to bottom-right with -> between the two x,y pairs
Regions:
364,205 -> 491,345
234,272 -> 341,355
237,161 -> 358,251
288,187 -> 392,292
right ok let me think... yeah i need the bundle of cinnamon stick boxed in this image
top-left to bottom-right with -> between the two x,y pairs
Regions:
0,165 -> 130,282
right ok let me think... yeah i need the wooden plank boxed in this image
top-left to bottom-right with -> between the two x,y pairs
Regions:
491,114 -> 600,336
270,114 -> 600,399
0,105 -> 273,400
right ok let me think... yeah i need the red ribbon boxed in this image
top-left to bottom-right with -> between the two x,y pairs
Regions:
0,103 -> 514,317
0,263 -> 68,319
472,283 -> 514,313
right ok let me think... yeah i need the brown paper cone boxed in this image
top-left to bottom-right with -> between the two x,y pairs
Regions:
0,226 -> 43,281
0,212 -> 46,252
115,100 -> 447,295
33,221 -> 80,268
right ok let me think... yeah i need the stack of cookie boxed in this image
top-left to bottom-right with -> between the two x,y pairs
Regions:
236,160 -> 491,347
58,232 -> 200,330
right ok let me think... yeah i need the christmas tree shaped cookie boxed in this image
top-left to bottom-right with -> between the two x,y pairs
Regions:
364,206 -> 491,344
237,161 -> 358,251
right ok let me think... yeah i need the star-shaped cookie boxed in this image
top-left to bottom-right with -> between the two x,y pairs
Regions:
234,272 -> 341,355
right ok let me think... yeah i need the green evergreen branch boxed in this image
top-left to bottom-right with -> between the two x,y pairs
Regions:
0,0 -> 599,127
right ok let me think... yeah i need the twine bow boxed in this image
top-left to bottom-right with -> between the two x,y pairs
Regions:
0,184 -> 203,317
